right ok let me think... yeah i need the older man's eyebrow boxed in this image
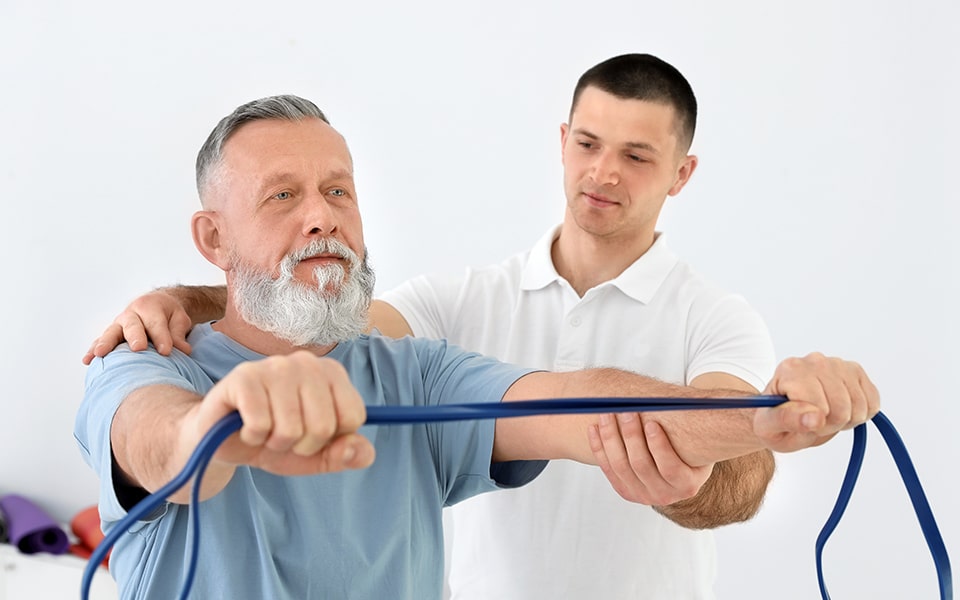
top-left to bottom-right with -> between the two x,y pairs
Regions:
255,168 -> 355,195
324,168 -> 355,182
255,172 -> 296,195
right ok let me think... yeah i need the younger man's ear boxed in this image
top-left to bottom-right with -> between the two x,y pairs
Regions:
668,155 -> 699,197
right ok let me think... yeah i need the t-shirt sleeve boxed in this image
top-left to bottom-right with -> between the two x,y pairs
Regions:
74,345 -> 209,525
410,338 -> 547,505
685,294 -> 777,391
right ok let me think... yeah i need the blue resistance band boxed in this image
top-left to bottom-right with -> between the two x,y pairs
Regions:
80,397 -> 952,600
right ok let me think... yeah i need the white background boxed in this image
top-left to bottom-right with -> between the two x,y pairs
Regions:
1,1 -> 957,598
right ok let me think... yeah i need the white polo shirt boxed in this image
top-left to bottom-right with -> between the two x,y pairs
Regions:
380,226 -> 777,600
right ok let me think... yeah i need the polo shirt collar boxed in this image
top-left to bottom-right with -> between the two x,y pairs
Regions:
520,225 -> 679,304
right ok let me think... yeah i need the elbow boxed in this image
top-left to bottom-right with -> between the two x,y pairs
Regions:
656,450 -> 776,530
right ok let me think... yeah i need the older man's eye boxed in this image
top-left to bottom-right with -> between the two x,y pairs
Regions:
274,191 -> 292,200
330,188 -> 345,197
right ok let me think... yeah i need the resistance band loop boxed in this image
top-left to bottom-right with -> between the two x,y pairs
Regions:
815,411 -> 952,599
80,397 -> 952,600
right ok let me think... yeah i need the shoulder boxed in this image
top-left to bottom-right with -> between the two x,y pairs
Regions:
663,260 -> 754,310
331,335 -> 531,410
337,334 -> 527,384
399,254 -> 529,297
85,343 -> 215,399
376,252 -> 533,339
335,333 -> 474,366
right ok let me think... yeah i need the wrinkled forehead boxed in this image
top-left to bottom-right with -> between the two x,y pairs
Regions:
199,118 -> 355,211
223,117 -> 353,173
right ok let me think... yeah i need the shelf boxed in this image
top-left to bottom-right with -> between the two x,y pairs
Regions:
0,543 -> 117,600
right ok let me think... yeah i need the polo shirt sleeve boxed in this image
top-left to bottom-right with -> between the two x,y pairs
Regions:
378,272 -> 465,339
685,293 -> 777,391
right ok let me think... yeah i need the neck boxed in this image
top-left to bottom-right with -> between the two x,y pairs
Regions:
214,304 -> 337,357
551,219 -> 657,297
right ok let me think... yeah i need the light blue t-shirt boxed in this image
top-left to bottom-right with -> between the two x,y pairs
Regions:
75,323 -> 543,599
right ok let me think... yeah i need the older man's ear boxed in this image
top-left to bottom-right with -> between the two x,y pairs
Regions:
192,211 -> 228,269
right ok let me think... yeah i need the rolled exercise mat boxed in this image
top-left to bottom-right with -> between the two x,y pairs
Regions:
0,494 -> 69,554
70,505 -> 109,566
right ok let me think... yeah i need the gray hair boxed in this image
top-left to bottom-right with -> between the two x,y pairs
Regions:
195,95 -> 329,201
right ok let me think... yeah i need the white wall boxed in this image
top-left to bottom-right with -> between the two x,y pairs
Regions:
1,1 -> 956,598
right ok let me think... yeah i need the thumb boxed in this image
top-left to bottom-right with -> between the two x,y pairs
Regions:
754,404 -> 823,453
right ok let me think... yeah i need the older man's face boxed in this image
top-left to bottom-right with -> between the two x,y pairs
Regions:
208,117 -> 375,346
212,117 -> 366,288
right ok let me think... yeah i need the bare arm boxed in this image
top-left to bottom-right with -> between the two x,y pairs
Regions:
164,284 -> 228,324
83,288 -> 410,365
654,372 -> 774,529
83,285 -> 227,364
112,383 -> 234,503
365,303 -> 774,527
495,353 -> 879,467
656,448 -> 773,529
110,352 -> 375,504
495,368 -> 758,466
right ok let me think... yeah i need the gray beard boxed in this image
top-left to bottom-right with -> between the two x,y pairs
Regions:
232,238 -> 376,347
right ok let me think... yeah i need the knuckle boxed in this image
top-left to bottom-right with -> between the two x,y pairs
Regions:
780,357 -> 798,371
680,482 -> 700,499
652,491 -> 676,506
778,356 -> 805,376
127,297 -> 148,311
289,349 -> 314,366
292,440 -> 321,457
115,311 -> 138,328
231,360 -> 258,382
271,353 -> 303,376
607,453 -> 628,471
618,483 -> 649,504
341,409 -> 366,430
321,357 -> 348,378
315,419 -> 337,441
628,459 -> 654,479
269,422 -> 303,448
829,403 -> 852,425
595,460 -> 613,476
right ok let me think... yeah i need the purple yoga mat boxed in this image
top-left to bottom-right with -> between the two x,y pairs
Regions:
0,494 -> 69,555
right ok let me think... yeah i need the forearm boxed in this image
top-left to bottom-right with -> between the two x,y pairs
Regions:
111,385 -> 235,504
158,284 -> 227,324
638,404 -> 761,467
655,450 -> 775,529
499,369 -> 764,466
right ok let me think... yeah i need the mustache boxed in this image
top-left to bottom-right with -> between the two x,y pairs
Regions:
279,238 -> 360,278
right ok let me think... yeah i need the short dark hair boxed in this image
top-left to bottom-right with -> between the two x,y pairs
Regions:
570,54 -> 698,152
196,95 -> 329,202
